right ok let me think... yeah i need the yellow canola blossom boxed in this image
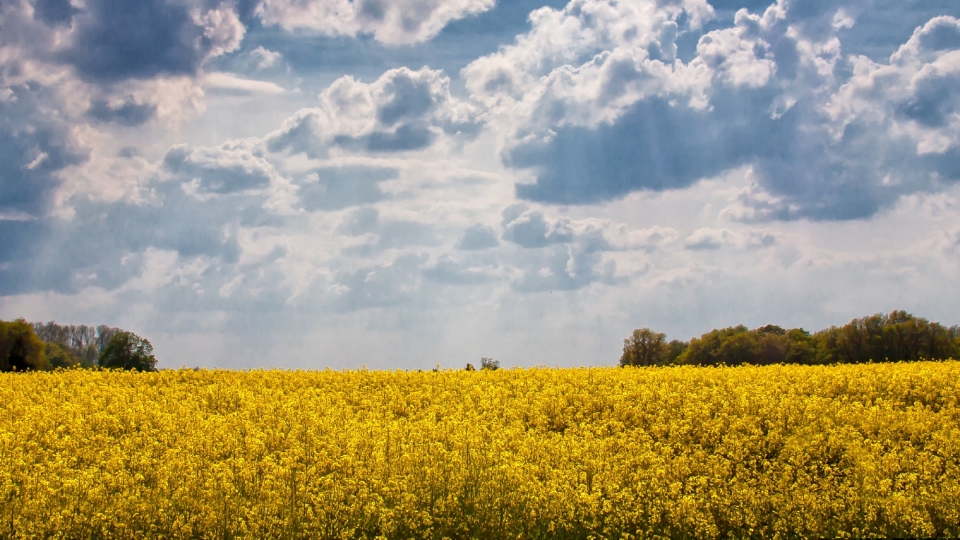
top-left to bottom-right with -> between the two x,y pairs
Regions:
2,362 -> 960,539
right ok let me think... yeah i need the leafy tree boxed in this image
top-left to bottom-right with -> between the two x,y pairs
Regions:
663,339 -> 688,365
622,310 -> 958,370
98,331 -> 157,371
678,326 -> 749,366
754,333 -> 787,365
620,328 -> 666,367
480,357 -> 500,371
784,329 -> 817,364
45,342 -> 80,369
0,319 -> 50,372
32,321 -> 116,368
718,332 -> 758,366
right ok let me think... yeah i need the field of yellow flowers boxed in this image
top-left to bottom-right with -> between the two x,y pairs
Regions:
2,362 -> 960,539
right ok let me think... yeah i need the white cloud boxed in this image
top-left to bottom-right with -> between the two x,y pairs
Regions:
463,0 -> 714,114
265,66 -> 479,157
250,46 -> 283,70
828,16 -> 960,155
696,10 -> 776,89
197,7 -> 246,59
163,139 -> 284,196
202,72 -> 287,95
254,0 -> 496,45
684,227 -> 777,250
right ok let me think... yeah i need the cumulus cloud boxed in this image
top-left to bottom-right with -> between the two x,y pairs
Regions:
456,224 -> 499,250
423,254 -> 499,285
61,0 -> 244,82
467,0 -> 960,221
829,16 -> 960,160
497,204 -> 668,291
0,86 -> 88,218
462,0 -> 712,100
510,243 -> 622,292
253,0 -> 496,45
162,140 -> 281,196
684,227 -> 777,250
296,166 -> 395,212
87,97 -> 158,126
265,66 -> 479,156
249,46 -> 282,70
32,0 -> 80,26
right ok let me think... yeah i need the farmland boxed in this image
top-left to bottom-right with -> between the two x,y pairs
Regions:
2,362 -> 959,538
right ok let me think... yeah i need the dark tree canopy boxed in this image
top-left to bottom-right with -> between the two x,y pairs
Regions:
45,342 -> 80,369
98,331 -> 157,371
620,328 -> 667,367
0,319 -> 50,372
622,310 -> 960,368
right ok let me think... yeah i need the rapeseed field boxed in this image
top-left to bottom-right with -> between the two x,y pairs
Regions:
2,362 -> 959,539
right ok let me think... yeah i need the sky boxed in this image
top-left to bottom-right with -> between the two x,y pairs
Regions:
2,0 -> 960,370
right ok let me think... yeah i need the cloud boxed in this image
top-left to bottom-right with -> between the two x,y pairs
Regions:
32,0 -> 80,26
265,66 -> 479,156
422,255 -> 498,284
462,0 -> 714,107
326,254 -> 426,311
468,0 -> 960,221
296,166 -> 396,211
249,46 -> 282,70
162,140 -> 281,195
87,98 -> 158,126
511,244 -> 622,292
254,0 -> 496,45
684,227 -> 777,250
501,206 -> 576,248
608,225 -> 679,251
829,16 -> 960,159
497,205 -> 641,291
61,0 -> 244,82
201,72 -> 287,95
337,206 -> 439,249
0,85 -> 88,218
456,224 -> 499,250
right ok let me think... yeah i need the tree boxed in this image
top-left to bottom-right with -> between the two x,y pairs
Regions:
678,326 -> 749,366
45,342 -> 80,369
98,331 -> 157,371
32,321 -> 116,368
663,340 -> 688,365
480,357 -> 500,371
754,333 -> 788,365
0,319 -> 50,372
620,328 -> 666,367
718,332 -> 758,365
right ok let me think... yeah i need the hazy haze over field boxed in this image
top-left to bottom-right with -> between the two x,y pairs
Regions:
2,0 -> 960,369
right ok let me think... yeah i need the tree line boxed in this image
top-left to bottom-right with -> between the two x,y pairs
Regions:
0,319 -> 157,372
621,310 -> 960,367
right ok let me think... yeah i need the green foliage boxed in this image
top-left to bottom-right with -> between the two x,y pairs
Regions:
32,321 -> 115,367
0,319 -> 50,372
620,328 -> 667,366
626,310 -> 960,368
44,342 -> 80,369
663,339 -> 688,365
98,331 -> 157,371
